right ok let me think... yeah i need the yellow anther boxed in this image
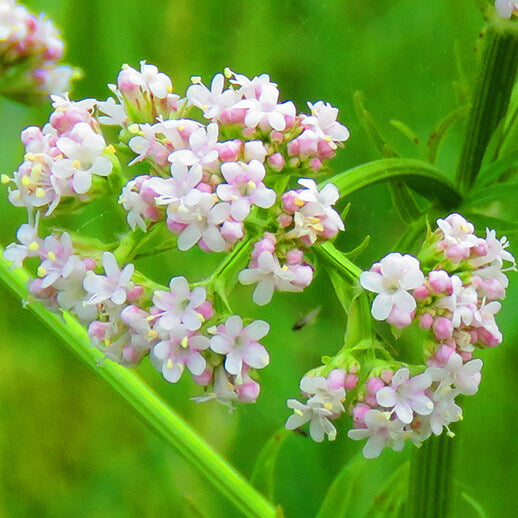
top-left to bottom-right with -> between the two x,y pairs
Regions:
202,104 -> 208,111
148,329 -> 158,339
281,265 -> 288,271
324,136 -> 332,142
107,144 -> 116,153
37,266 -> 47,277
21,176 -> 31,186
32,164 -> 42,175
294,409 -> 304,417
181,336 -> 189,348
28,241 -> 39,252
1,174 -> 11,184
247,181 -> 257,189
177,125 -> 184,132
446,430 -> 456,438
224,67 -> 232,79
25,153 -> 37,161
198,313 -> 205,323
294,198 -> 305,207
35,188 -> 45,198
104,339 -> 111,347
191,75 -> 202,84
167,85 -> 173,93
72,160 -> 82,169
47,251 -> 56,261
166,359 -> 174,369
324,402 -> 333,410
128,123 -> 140,134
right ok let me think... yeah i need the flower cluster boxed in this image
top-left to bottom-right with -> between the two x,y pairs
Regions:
285,214 -> 515,457
0,0 -> 77,100
3,62 -> 348,407
3,95 -> 116,215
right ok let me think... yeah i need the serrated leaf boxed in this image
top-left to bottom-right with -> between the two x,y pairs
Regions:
250,429 -> 290,501
321,159 -> 461,208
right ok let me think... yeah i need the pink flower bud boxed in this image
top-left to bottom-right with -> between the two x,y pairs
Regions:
352,403 -> 371,427
197,301 -> 214,321
192,368 -> 213,386
419,313 -> 434,330
83,258 -> 97,271
344,373 -> 359,390
432,316 -> 453,341
267,152 -> 285,171
236,378 -> 260,403
277,213 -> 292,228
445,244 -> 470,262
309,157 -> 323,171
428,270 -> 453,295
366,376 -> 384,394
380,369 -> 393,384
413,285 -> 430,300
286,249 -> 304,265
327,369 -> 347,391
88,321 -> 111,342
386,307 -> 413,328
281,191 -> 300,213
127,285 -> 144,303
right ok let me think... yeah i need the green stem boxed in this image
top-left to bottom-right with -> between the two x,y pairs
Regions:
0,251 -> 276,518
455,15 -> 518,193
406,435 -> 457,518
313,241 -> 362,281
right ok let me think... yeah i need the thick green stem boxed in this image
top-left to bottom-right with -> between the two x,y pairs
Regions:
0,251 -> 276,518
455,15 -> 518,193
406,434 -> 457,518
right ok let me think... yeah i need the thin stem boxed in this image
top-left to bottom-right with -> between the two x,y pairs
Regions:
0,251 -> 276,518
455,15 -> 518,193
313,241 -> 362,281
406,435 -> 457,518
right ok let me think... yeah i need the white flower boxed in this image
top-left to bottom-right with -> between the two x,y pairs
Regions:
437,213 -> 479,249
376,368 -> 433,424
360,253 -> 424,321
235,84 -> 296,131
53,122 -> 113,194
238,251 -> 299,305
495,0 -> 518,19
285,399 -> 337,442
209,315 -> 270,376
427,353 -> 482,396
186,73 -> 240,119
303,101 -> 350,146
300,375 -> 345,415
83,252 -> 134,306
428,387 -> 463,436
169,123 -> 219,171
348,410 -> 406,459
167,190 -> 231,252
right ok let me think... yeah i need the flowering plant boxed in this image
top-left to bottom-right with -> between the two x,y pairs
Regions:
0,1 -> 517,517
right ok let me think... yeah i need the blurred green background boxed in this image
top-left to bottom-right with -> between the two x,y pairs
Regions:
1,0 -> 517,516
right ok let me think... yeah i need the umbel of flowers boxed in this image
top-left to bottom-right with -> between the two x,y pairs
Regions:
0,0 -> 78,100
285,214 -> 515,458
3,62 -> 349,407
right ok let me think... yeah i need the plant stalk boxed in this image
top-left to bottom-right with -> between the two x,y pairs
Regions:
455,14 -> 518,193
0,250 -> 277,518
406,434 -> 457,518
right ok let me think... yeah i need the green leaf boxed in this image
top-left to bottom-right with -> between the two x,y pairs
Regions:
476,149 -> 518,186
316,451 -> 408,518
316,455 -> 366,518
388,181 -> 422,223
461,492 -> 488,518
321,158 -> 461,208
363,461 -> 409,517
392,216 -> 428,255
353,91 -> 398,158
344,293 -> 373,348
427,105 -> 469,164
461,181 -> 518,208
390,119 -> 428,157
313,242 -> 363,281
328,267 -> 355,314
250,428 -> 290,501
343,235 -> 370,259
0,250 -> 276,518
